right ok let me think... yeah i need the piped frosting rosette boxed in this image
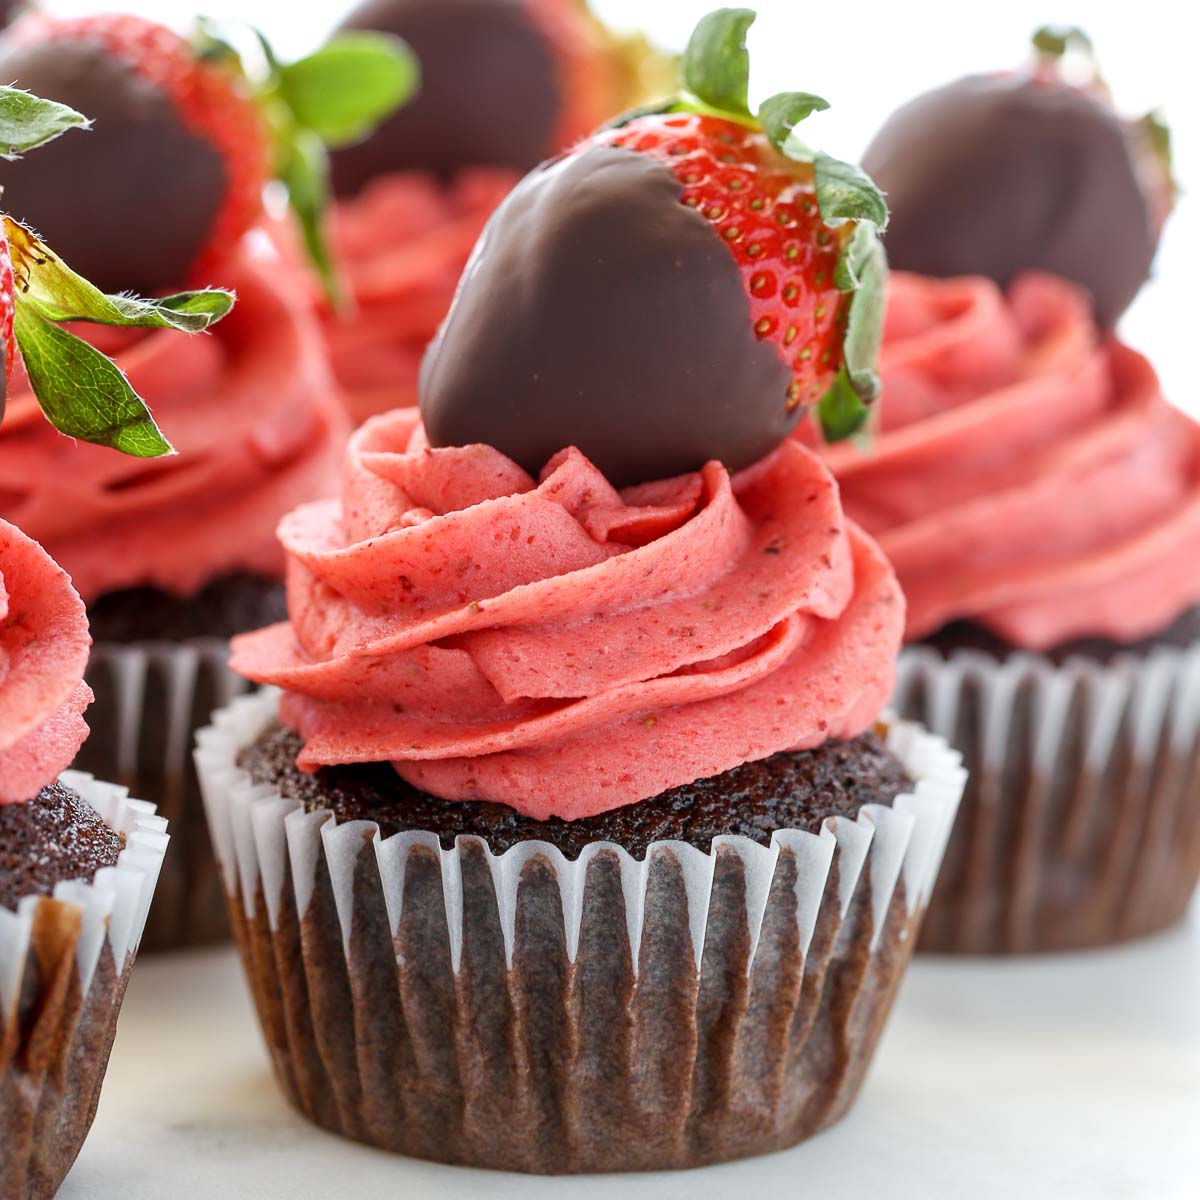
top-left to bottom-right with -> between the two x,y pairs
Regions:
232,408 -> 904,819
821,270 -> 1200,649
0,245 -> 347,605
323,171 -> 516,423
0,519 -> 91,804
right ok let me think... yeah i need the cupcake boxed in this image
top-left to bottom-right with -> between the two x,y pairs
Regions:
0,518 -> 168,1200
0,13 -> 417,948
197,11 -> 964,1171
823,29 -> 1199,954
317,0 -> 675,423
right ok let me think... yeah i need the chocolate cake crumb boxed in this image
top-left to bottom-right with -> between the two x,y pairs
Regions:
922,604 -> 1200,667
86,571 -> 287,643
0,783 -> 123,910
240,723 -> 912,859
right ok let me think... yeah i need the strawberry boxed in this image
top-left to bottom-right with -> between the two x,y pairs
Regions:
863,24 -> 1174,328
0,13 -> 416,299
597,112 -> 851,417
421,8 -> 888,483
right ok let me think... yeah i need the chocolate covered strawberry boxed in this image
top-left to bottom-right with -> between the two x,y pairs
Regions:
0,12 -> 416,299
863,25 -> 1175,328
0,83 -> 233,453
421,7 -> 888,483
330,0 -> 674,196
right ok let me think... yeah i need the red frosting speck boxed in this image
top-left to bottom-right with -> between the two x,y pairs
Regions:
819,271 -> 1200,648
0,242 -> 347,605
232,410 -> 904,820
0,520 -> 91,805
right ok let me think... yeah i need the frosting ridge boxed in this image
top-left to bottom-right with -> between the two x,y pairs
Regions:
233,409 -> 903,819
823,271 -> 1200,648
0,520 -> 92,805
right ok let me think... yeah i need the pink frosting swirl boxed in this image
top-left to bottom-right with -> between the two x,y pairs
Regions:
232,409 -> 903,820
822,271 -> 1200,648
0,243 -> 348,606
0,520 -> 92,805
322,170 -> 515,425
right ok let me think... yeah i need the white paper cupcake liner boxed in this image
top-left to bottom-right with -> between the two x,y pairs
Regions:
77,638 -> 249,950
894,644 -> 1200,953
0,775 -> 168,1200
196,689 -> 963,1172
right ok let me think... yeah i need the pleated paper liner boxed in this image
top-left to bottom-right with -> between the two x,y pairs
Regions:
196,689 -> 964,1173
0,775 -> 168,1200
895,645 -> 1200,954
75,639 -> 249,951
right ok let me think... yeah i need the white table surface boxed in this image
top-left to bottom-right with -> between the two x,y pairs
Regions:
59,900 -> 1200,1200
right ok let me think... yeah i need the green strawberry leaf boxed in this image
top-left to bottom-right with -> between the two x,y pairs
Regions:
0,86 -> 89,161
192,18 -> 244,68
278,33 -> 418,149
682,8 -> 756,117
813,152 -> 888,230
279,129 -> 344,311
1141,109 -> 1178,203
3,218 -> 234,332
819,225 -> 887,443
1031,24 -> 1093,59
13,304 -> 174,457
834,221 -> 875,293
759,91 -> 829,156
817,368 -> 869,443
251,25 -> 283,76
841,230 -> 888,402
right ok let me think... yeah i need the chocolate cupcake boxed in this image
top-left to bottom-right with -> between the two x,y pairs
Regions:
822,35 -> 1195,953
197,13 -> 965,1171
311,0 -> 675,424
0,14 -> 354,949
0,520 -> 168,1200
1,258 -> 343,952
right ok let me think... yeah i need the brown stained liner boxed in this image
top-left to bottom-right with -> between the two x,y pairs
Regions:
78,640 -> 249,951
225,836 -> 917,1171
199,693 -> 961,1171
896,647 -> 1200,954
0,899 -> 132,1200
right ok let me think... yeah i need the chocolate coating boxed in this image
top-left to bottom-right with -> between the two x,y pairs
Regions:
863,74 -> 1156,328
0,35 -> 226,295
331,0 -> 562,197
0,782 -> 123,910
241,722 -> 911,859
420,146 -> 795,487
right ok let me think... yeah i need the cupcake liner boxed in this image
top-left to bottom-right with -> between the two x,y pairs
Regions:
196,689 -> 963,1172
894,644 -> 1200,954
0,776 -> 168,1200
76,638 -> 250,951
